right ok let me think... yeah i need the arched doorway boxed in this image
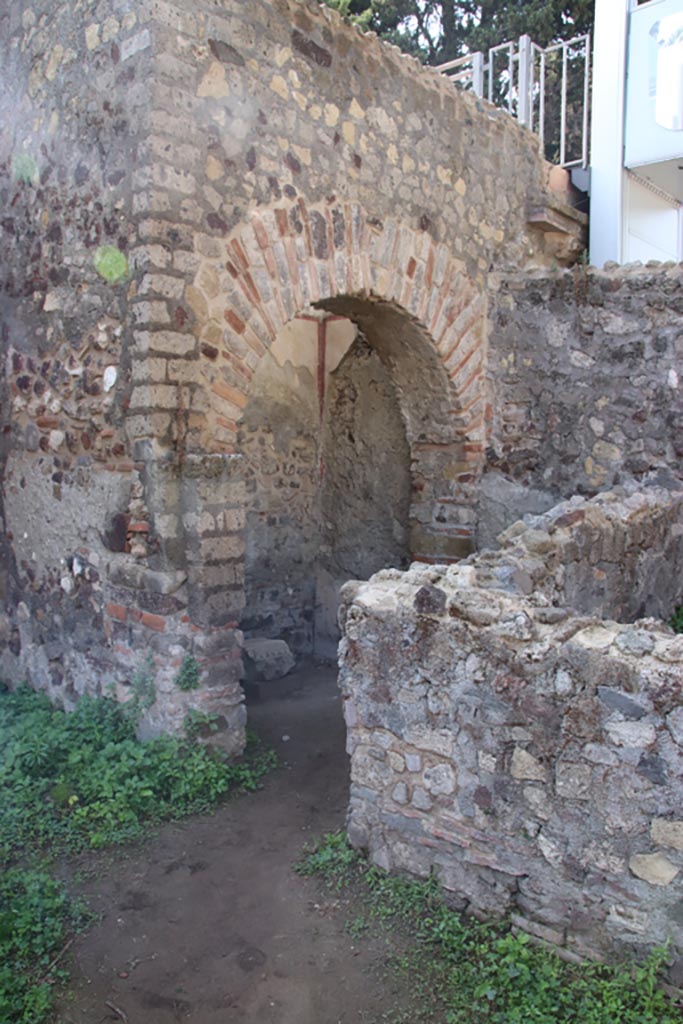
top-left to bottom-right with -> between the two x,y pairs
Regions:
239,308 -> 413,659
129,201 -> 489,741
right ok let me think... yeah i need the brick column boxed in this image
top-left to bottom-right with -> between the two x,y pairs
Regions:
101,452 -> 247,753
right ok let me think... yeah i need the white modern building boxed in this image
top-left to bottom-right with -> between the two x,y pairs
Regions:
590,0 -> 683,265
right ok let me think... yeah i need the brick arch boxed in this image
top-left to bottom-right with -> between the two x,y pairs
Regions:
188,199 -> 487,560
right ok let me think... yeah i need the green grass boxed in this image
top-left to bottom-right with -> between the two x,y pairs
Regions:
0,868 -> 90,1024
297,831 -> 683,1024
0,684 -> 276,1022
0,686 -> 275,858
670,606 -> 683,634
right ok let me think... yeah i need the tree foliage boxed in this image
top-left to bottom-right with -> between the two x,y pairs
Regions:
322,0 -> 594,65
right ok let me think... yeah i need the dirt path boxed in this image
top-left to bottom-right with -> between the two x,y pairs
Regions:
57,663 -> 403,1024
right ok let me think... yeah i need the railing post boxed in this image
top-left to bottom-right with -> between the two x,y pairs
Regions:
436,31 -> 591,169
560,41 -> 568,166
582,33 -> 591,168
539,49 -> 546,155
472,51 -> 484,97
518,34 -> 532,126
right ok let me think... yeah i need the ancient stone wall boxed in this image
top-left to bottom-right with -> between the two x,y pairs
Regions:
240,316 -> 411,656
0,0 -> 593,743
339,486 -> 683,969
131,0 -> 569,566
0,0 -> 146,712
317,334 -> 412,655
493,489 -> 683,623
480,265 -> 683,547
0,1 -> 246,746
241,340 -> 321,653
320,335 -> 411,582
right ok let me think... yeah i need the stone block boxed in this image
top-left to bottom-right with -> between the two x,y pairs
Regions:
424,762 -> 456,796
411,787 -> 432,811
616,629 -> 655,657
651,819 -> 683,851
604,719 -> 657,748
555,762 -> 592,800
511,747 -> 547,782
391,782 -> 408,805
243,637 -> 295,681
629,853 -> 680,886
108,558 -> 187,595
597,686 -> 646,720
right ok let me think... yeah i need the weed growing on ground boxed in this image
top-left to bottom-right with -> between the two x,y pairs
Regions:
0,685 -> 277,1023
298,831 -> 682,1024
0,687 -> 276,858
0,868 -> 91,1024
670,606 -> 683,634
238,728 -> 279,789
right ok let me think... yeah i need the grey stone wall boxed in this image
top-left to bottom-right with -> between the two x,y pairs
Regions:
148,0 -> 555,279
0,0 -> 146,709
492,488 -> 683,622
480,265 -> 683,547
0,1 -> 246,746
241,349 -> 320,652
316,334 -> 412,655
339,486 -> 683,971
320,335 -> 411,582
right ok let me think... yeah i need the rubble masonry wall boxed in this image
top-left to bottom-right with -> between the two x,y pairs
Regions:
340,487 -> 683,969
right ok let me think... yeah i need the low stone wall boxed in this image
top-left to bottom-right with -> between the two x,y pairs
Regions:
339,486 -> 683,973
485,487 -> 683,622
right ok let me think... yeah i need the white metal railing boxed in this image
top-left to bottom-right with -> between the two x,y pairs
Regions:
437,33 -> 591,169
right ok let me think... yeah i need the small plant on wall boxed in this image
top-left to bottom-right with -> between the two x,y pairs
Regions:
123,655 -> 156,722
176,654 -> 201,692
670,606 -> 683,634
184,708 -> 219,740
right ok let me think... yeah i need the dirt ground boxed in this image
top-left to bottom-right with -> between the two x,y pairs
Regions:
56,662 -> 408,1024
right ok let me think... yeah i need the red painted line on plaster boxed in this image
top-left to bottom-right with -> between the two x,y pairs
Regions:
317,319 -> 327,421
318,319 -> 327,482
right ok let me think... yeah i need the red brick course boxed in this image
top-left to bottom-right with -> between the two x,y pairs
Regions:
106,603 -> 128,622
194,201 -> 488,468
140,611 -> 166,632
